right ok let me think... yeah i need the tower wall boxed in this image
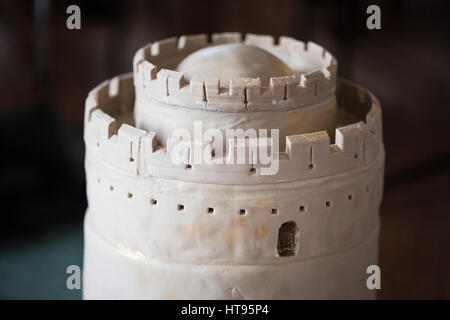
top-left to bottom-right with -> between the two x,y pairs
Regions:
83,34 -> 384,299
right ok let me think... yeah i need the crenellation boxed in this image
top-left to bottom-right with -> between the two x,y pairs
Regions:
303,131 -> 332,165
189,76 -> 207,104
279,75 -> 302,102
211,32 -> 242,44
84,93 -> 98,123
136,61 -> 157,88
279,36 -> 306,52
286,134 -> 308,161
141,131 -> 158,154
85,77 -> 150,174
302,70 -> 324,92
244,33 -> 275,48
85,38 -> 382,184
85,80 -> 382,183
269,77 -> 287,102
110,74 -> 135,114
150,37 -> 178,56
364,102 -> 383,166
335,122 -> 365,161
247,89 -> 274,111
229,78 -> 249,99
108,76 -> 121,97
167,71 -> 185,94
117,124 -> 147,173
203,76 -> 220,97
90,109 -> 117,140
133,33 -> 337,112
156,68 -> 184,97
86,76 -> 135,118
177,33 -> 208,50
205,79 -> 247,112
91,79 -> 110,105
305,41 -> 326,59
84,80 -> 109,124
132,45 -> 152,75
324,51 -> 335,66
242,78 -> 273,111
133,47 -> 145,72
85,72 -> 382,184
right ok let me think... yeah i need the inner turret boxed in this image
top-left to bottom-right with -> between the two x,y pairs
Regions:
134,41 -> 337,149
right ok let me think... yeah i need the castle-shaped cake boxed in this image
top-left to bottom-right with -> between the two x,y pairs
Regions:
83,33 -> 384,299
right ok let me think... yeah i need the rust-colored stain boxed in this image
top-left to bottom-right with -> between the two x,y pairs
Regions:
224,232 -> 238,247
255,201 -> 266,209
165,290 -> 180,300
178,223 -> 205,238
234,217 -> 246,227
255,225 -> 267,239
138,271 -> 149,284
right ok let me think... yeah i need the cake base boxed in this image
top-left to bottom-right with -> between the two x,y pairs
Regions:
83,211 -> 378,299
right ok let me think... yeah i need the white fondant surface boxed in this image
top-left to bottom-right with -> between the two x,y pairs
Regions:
84,212 -> 377,299
135,90 -> 337,148
84,148 -> 383,265
83,34 -> 384,299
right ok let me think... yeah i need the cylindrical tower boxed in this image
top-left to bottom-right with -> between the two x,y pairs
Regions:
83,33 -> 384,299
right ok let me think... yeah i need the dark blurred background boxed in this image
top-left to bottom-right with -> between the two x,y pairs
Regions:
0,0 -> 449,299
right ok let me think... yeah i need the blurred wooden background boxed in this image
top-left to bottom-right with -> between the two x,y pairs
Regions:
0,0 -> 449,299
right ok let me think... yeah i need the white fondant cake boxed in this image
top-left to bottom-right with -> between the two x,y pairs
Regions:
83,33 -> 384,299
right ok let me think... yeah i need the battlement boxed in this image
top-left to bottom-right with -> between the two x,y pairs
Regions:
84,75 -> 383,183
132,33 -> 337,112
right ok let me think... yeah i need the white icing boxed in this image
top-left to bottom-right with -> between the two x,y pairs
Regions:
84,214 -> 378,299
83,34 -> 384,299
135,89 -> 337,149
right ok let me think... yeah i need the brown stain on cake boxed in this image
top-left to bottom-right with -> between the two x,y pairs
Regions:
255,225 -> 267,239
137,271 -> 149,284
224,232 -> 238,247
234,217 -> 246,227
255,202 -> 266,209
165,289 -> 180,300
178,223 -> 205,238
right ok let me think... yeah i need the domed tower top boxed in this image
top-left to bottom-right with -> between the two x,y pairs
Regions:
177,43 -> 294,86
